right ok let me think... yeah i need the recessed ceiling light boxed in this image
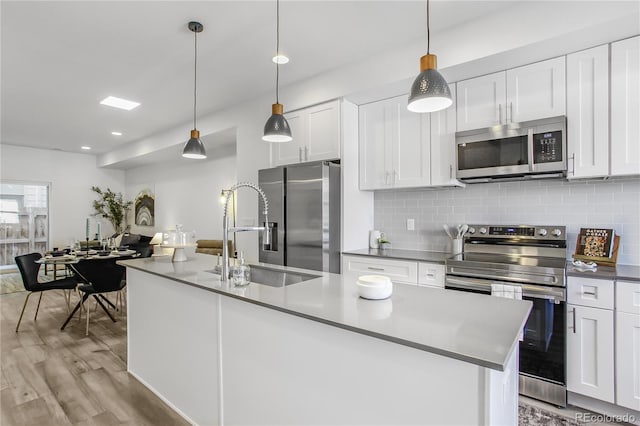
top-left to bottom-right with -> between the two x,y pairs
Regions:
272,54 -> 289,64
111,131 -> 123,136
99,96 -> 140,111
81,146 -> 91,150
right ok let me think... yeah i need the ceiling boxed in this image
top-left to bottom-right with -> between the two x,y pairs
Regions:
2,1 -> 637,161
1,0 -> 512,156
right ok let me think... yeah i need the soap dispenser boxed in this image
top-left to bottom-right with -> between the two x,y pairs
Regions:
231,251 -> 251,286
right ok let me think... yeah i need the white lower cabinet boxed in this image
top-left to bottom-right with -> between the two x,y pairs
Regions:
342,255 -> 417,285
567,277 -> 640,409
615,280 -> 640,411
567,304 -> 615,403
567,277 -> 615,403
342,255 -> 445,288
616,311 -> 640,410
418,262 -> 445,289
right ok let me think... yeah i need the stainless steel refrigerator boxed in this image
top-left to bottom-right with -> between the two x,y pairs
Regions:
258,161 -> 341,273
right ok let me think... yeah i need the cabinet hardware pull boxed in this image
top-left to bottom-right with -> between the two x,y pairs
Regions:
367,267 -> 385,271
298,147 -> 302,162
426,273 -> 435,278
569,307 -> 576,333
570,153 -> 576,176
582,291 -> 597,296
449,164 -> 453,179
509,102 -> 513,123
304,146 -> 308,161
498,104 -> 502,124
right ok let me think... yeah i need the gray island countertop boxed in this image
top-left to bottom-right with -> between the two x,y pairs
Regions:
119,254 -> 531,371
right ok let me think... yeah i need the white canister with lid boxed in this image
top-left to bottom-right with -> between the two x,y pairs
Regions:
369,230 -> 381,249
357,275 -> 393,299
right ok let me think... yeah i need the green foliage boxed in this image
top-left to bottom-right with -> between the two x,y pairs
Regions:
91,186 -> 132,234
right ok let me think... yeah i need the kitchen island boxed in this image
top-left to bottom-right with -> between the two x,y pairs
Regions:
119,254 -> 531,425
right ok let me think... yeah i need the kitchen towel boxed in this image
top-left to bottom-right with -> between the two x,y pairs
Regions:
491,283 -> 524,340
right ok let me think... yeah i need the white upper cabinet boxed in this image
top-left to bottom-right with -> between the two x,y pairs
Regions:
456,57 -> 565,131
431,85 -> 463,187
272,110 -> 306,166
506,56 -> 566,123
359,95 -> 429,190
567,45 -> 610,179
271,99 -> 341,167
456,72 -> 505,131
394,99 -> 431,188
611,36 -> 640,176
306,101 -> 342,162
359,98 -> 390,189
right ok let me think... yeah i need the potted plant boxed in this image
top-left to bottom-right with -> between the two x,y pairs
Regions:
91,186 -> 132,234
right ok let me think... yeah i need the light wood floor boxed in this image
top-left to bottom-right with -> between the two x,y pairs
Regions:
0,290 -> 189,426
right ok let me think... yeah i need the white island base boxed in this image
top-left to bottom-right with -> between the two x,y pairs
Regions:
127,267 -> 519,426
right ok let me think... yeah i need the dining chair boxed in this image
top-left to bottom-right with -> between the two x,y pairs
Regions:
61,256 -> 130,335
14,253 -> 79,332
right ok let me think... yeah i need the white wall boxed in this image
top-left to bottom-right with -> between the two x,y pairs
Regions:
373,177 -> 640,266
0,145 -> 126,248
125,143 -> 237,240
93,4 -> 638,263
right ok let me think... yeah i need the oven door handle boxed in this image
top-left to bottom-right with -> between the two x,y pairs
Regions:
445,276 -> 566,303
445,276 -> 493,293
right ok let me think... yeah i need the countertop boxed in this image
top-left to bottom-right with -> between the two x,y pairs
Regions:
344,249 -> 640,282
119,254 -> 531,371
342,248 -> 451,264
566,263 -> 640,282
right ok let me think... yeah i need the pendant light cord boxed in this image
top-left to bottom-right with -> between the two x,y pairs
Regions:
275,0 -> 280,104
193,27 -> 198,130
426,0 -> 430,54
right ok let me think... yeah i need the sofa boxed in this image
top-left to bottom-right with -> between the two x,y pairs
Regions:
196,240 -> 234,257
119,233 -> 153,258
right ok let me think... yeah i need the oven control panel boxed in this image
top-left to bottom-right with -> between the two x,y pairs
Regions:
466,225 -> 566,241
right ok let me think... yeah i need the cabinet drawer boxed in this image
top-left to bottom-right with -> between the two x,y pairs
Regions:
417,262 -> 445,289
567,277 -> 614,310
342,255 -> 417,284
617,281 -> 640,315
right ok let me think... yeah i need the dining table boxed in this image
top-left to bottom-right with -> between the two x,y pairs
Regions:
37,249 -> 138,279
48,249 -> 138,331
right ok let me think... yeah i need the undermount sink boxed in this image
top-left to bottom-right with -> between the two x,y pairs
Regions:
248,264 -> 320,287
206,264 -> 320,287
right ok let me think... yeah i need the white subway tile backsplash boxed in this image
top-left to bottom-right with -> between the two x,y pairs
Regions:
373,177 -> 640,265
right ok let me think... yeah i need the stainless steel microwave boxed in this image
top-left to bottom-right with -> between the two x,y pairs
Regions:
455,116 -> 566,183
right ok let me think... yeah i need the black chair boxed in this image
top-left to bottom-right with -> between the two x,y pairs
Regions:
14,253 -> 78,332
61,256 -> 129,335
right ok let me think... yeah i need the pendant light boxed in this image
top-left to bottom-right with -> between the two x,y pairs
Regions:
182,21 -> 207,159
262,0 -> 292,143
407,0 -> 452,113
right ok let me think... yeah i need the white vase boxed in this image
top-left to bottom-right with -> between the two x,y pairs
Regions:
369,230 -> 381,249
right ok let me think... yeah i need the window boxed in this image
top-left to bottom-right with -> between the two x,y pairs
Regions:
0,182 -> 50,267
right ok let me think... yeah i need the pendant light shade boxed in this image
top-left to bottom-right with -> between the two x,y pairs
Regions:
182,21 -> 206,159
407,0 -> 452,113
263,0 -> 292,143
264,103 -> 292,142
183,129 -> 206,159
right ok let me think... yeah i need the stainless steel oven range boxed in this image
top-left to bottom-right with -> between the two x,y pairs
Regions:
445,224 -> 568,407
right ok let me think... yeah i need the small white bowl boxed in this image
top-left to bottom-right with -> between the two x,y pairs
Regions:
357,275 -> 393,300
